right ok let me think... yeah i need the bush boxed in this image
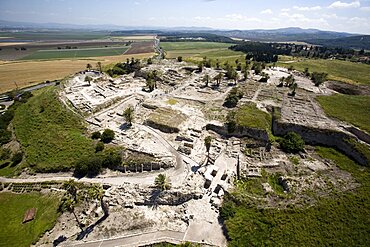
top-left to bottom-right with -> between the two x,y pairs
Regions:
91,131 -> 101,139
74,155 -> 103,178
311,72 -> 328,86
100,129 -> 115,143
0,148 -> 11,160
0,129 -> 12,145
11,152 -> 23,165
95,142 -> 104,152
280,132 -> 305,153
223,88 -> 244,108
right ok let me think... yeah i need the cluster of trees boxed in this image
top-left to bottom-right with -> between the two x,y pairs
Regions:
223,87 -> 244,108
278,75 -> 297,96
145,70 -> 160,92
230,42 -> 288,63
107,58 -> 142,77
74,148 -> 122,178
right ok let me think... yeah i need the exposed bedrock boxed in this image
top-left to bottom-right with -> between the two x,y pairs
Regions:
272,108 -> 369,166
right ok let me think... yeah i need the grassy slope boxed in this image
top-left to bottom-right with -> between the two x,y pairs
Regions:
235,104 -> 272,130
22,46 -> 130,60
316,95 -> 370,134
13,87 -> 94,172
277,56 -> 370,86
0,192 -> 60,247
222,147 -> 370,246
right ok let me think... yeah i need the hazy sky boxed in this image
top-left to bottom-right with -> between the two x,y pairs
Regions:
1,0 -> 370,33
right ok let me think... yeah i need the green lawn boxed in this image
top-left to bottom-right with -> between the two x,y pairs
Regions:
21,46 -> 130,60
161,41 -> 245,66
221,147 -> 370,246
13,87 -> 95,172
316,94 -> 370,134
235,104 -> 272,130
277,56 -> 370,86
0,192 -> 60,247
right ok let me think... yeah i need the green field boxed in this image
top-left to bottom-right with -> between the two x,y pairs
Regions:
221,147 -> 370,246
277,56 -> 370,86
0,192 -> 60,247
161,42 -> 245,65
316,95 -> 370,134
21,46 -> 130,60
0,31 -> 110,41
13,87 -> 95,172
234,104 -> 272,130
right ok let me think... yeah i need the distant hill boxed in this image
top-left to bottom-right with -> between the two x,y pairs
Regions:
305,35 -> 370,50
208,27 -> 356,42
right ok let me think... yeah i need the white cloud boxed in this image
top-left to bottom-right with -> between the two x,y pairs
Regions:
328,1 -> 360,9
360,6 -> 370,11
281,8 -> 290,12
261,9 -> 273,14
223,14 -> 261,22
293,6 -> 322,11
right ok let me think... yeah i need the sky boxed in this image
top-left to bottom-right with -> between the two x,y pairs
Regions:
1,0 -> 370,34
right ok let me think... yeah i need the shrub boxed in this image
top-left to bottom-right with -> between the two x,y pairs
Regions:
311,72 -> 328,86
223,88 -> 244,108
280,132 -> 305,153
11,152 -> 23,165
0,148 -> 11,160
91,131 -> 101,139
100,129 -> 115,143
0,129 -> 12,145
177,56 -> 183,62
95,142 -> 104,152
74,155 -> 103,178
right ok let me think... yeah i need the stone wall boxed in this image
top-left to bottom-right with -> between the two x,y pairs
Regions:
205,123 -> 269,142
145,119 -> 180,133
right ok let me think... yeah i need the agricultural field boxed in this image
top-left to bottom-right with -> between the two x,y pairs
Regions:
0,30 -> 110,41
316,94 -> 370,134
0,192 -> 60,247
277,56 -> 370,86
13,87 -> 95,172
0,53 -> 152,93
221,147 -> 370,246
161,41 -> 245,65
21,46 -> 130,60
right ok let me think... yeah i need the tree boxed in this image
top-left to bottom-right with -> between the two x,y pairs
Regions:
85,76 -> 92,86
304,67 -> 310,76
123,106 -> 134,126
88,184 -> 108,216
198,62 -> 203,73
177,56 -> 183,62
96,62 -> 102,72
285,75 -> 295,87
146,77 -> 155,92
204,136 -> 212,159
100,129 -> 115,143
95,142 -> 104,152
147,57 -> 153,64
202,74 -> 210,87
289,82 -> 298,97
278,77 -> 285,87
154,174 -> 171,191
60,180 -> 83,230
62,179 -> 78,200
280,132 -> 305,153
216,59 -> 220,69
86,63 -> 92,71
311,72 -> 328,86
91,131 -> 101,139
223,88 -> 243,108
214,72 -> 223,87
243,68 -> 249,80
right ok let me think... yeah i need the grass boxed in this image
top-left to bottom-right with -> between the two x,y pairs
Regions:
13,87 -> 95,172
0,53 -> 153,93
21,46 -> 130,60
234,103 -> 272,130
161,41 -> 245,66
166,98 -> 178,105
221,147 -> 370,246
277,56 -> 370,86
316,94 -> 370,134
0,192 -> 60,247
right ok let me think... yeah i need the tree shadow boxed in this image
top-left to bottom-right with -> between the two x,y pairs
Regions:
75,200 -> 109,240
146,189 -> 161,209
119,123 -> 130,131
